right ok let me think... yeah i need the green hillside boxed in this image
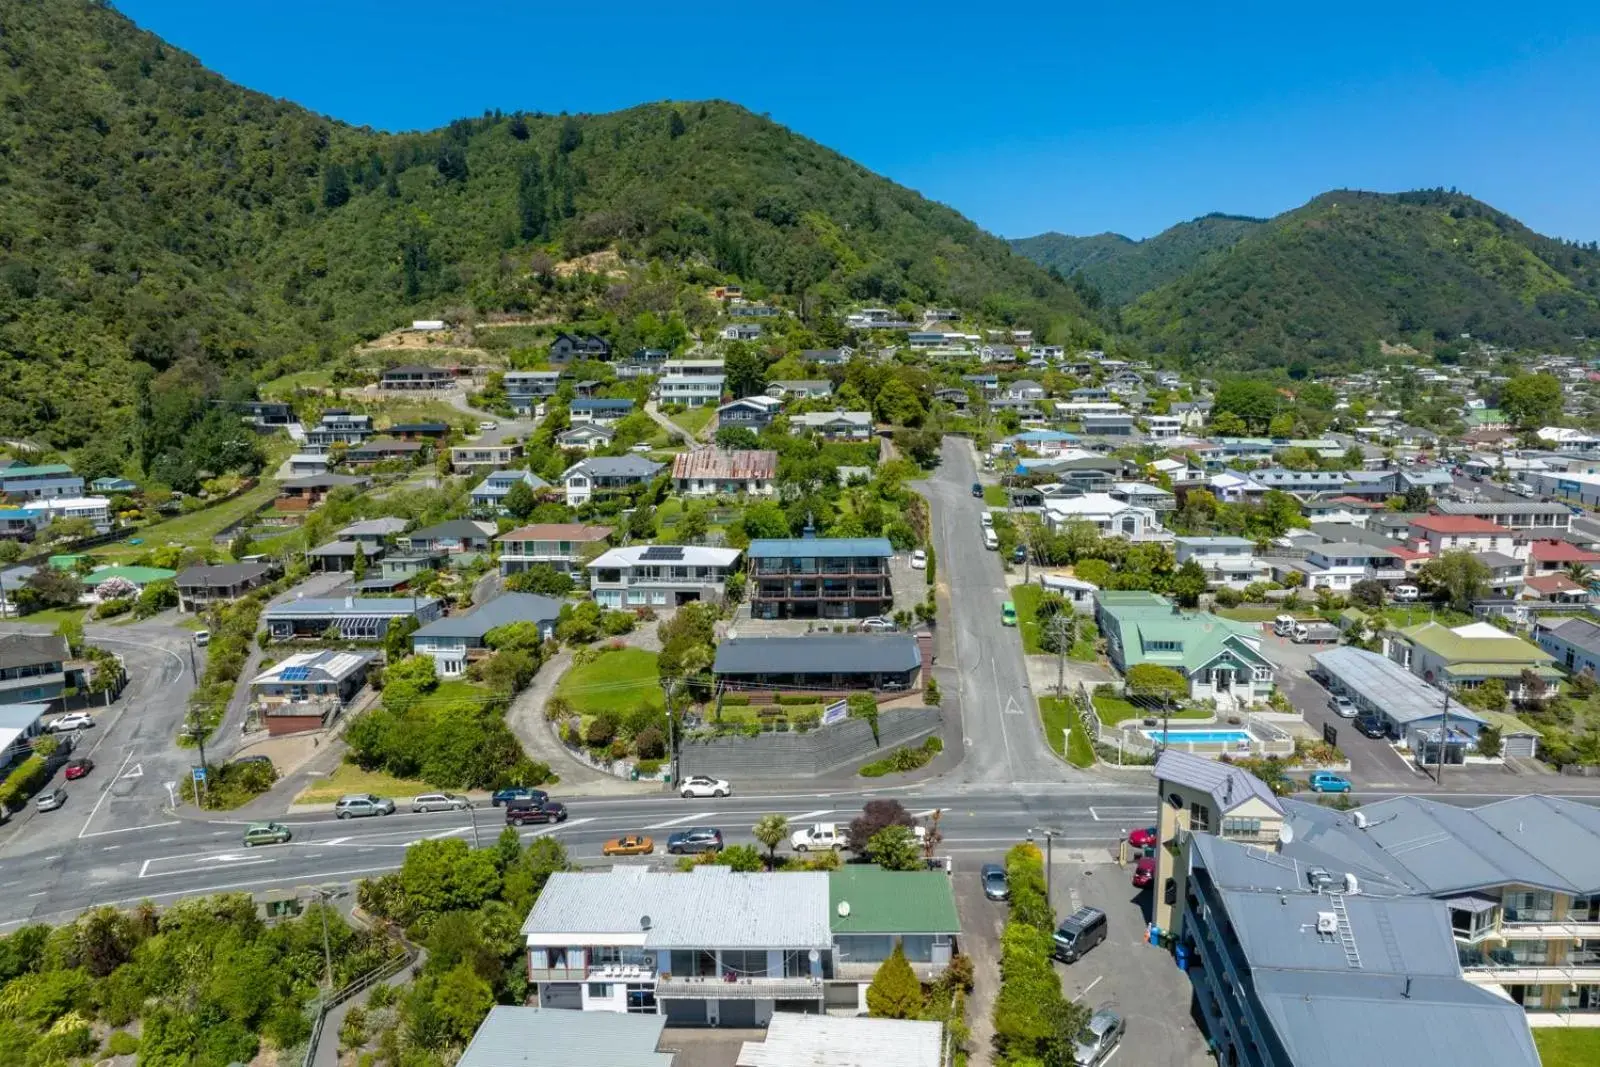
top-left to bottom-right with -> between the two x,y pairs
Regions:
1010,214 -> 1265,304
1123,190 -> 1600,370
0,0 -> 1089,454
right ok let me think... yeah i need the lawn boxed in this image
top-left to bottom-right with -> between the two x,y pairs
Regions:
1381,604 -> 1473,627
1216,604 -> 1286,623
1010,583 -> 1047,654
668,407 -> 714,439
259,369 -> 332,397
1535,1029 -> 1600,1067
94,482 -> 279,562
1092,693 -> 1212,726
294,763 -> 432,805
14,606 -> 88,629
983,484 -> 1008,507
1039,697 -> 1094,768
554,647 -> 662,716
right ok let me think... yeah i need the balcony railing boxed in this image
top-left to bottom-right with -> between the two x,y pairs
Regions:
527,966 -> 588,982
655,974 -> 822,1000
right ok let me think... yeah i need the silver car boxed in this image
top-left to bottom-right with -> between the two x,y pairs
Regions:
411,793 -> 471,813
35,788 -> 67,813
334,794 -> 396,819
1074,1008 -> 1125,1066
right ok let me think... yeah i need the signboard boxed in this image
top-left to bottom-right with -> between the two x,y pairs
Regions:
1559,480 -> 1581,495
1322,723 -> 1338,748
191,765 -> 207,783
822,700 -> 849,726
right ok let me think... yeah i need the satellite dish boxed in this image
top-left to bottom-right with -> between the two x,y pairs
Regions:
808,949 -> 820,963
640,914 -> 652,930
837,901 -> 851,918
1279,822 -> 1295,845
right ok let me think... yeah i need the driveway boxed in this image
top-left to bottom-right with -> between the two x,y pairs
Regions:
644,400 -> 696,446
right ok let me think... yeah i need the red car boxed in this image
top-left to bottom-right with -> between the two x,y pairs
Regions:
1133,857 -> 1156,888
1128,826 -> 1158,849
63,759 -> 94,781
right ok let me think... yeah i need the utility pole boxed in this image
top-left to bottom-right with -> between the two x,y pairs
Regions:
663,677 -> 678,787
1029,826 -> 1065,918
1436,685 -> 1450,786
1048,612 -> 1075,698
184,709 -> 210,808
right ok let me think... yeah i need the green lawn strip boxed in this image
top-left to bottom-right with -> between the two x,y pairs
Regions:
669,407 -> 714,438
983,484 -> 1008,507
1215,605 -> 1285,622
1008,583 -> 1046,654
95,482 -> 278,561
1092,693 -> 1211,725
1535,1029 -> 1600,1067
295,764 -> 433,806
259,369 -> 332,397
14,606 -> 89,629
554,647 -> 662,716
1038,697 -> 1094,768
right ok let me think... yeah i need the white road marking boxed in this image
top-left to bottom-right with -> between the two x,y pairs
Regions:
27,892 -> 44,898
1072,975 -> 1104,1003
138,857 -> 274,880
1088,807 -> 1155,822
119,763 -> 143,779
77,749 -> 135,839
1003,695 -> 1024,716
101,845 -> 119,851
79,820 -> 182,840
788,810 -> 832,822
425,827 -> 467,840
643,813 -> 710,830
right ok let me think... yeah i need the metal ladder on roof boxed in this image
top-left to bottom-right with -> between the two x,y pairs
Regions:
1329,893 -> 1362,969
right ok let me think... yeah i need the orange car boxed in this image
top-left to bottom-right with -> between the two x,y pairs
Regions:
602,835 -> 655,857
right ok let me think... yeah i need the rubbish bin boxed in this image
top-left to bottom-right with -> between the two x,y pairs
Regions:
1175,943 -> 1189,972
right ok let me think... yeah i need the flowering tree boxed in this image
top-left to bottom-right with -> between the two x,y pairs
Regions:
95,577 -> 138,601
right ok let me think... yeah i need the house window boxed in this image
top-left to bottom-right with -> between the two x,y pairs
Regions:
1221,817 -> 1261,838
1190,803 -> 1211,832
626,984 -> 656,1013
1504,891 -> 1555,923
591,946 -> 622,965
1146,640 -> 1182,653
588,983 -> 612,999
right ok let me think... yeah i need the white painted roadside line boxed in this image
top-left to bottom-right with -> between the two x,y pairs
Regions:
643,813 -> 711,830
79,820 -> 181,840
1087,807 -> 1155,822
1072,975 -> 1104,1003
788,809 -> 833,822
138,857 -> 275,880
77,750 -> 135,839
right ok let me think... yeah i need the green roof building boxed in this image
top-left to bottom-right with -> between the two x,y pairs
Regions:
1390,620 -> 1561,702
829,866 -> 959,995
85,565 -> 177,590
1095,590 -> 1276,706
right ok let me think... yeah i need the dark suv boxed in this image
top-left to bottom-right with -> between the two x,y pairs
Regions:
492,787 -> 549,808
666,827 -> 724,855
1355,714 -> 1388,739
505,799 -> 567,826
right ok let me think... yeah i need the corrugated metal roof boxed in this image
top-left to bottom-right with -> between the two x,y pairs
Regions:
521,867 -> 832,949
713,635 -> 921,675
588,545 -> 742,569
1153,750 -> 1284,815
411,593 -> 562,639
457,1006 -> 671,1067
266,597 -> 439,618
669,448 -> 779,481
738,1014 -> 941,1067
746,538 -> 894,559
829,867 -> 959,935
1311,647 -> 1486,727
0,633 -> 69,671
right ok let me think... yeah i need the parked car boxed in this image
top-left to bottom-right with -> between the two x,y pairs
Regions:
35,788 -> 67,813
1127,826 -> 1158,849
1001,601 -> 1017,627
601,835 -> 654,856
1355,714 -> 1388,739
679,776 -> 730,799
790,823 -> 844,851
1132,857 -> 1155,888
63,758 -> 94,781
910,549 -> 927,570
334,794 -> 395,819
1011,545 -> 1027,564
1052,906 -> 1108,963
243,822 -> 292,846
193,630 -> 211,646
1392,584 -> 1420,603
506,800 -> 567,826
491,787 -> 549,807
971,482 -> 983,497
667,827 -> 724,855
980,863 -> 1010,901
411,793 -> 471,813
478,421 -> 498,431
1328,695 -> 1357,718
47,713 -> 94,733
1308,771 -> 1352,794
1074,1008 -> 1126,1066
860,616 -> 896,632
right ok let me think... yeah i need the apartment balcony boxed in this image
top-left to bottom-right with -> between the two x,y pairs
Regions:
655,974 -> 823,1000
1499,921 -> 1600,940
527,966 -> 589,982
751,562 -> 887,577
1462,962 -> 1600,986
834,959 -> 948,983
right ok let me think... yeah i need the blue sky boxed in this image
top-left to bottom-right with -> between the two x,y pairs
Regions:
118,1 -> 1600,243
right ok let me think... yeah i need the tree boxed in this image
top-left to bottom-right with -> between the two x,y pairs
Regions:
505,565 -> 575,597
1418,550 -> 1490,611
352,541 -> 367,582
321,162 -> 350,209
668,110 -> 686,139
846,799 -> 916,853
501,479 -> 537,520
873,379 -> 924,426
17,567 -> 81,612
865,943 -> 923,1019
866,825 -> 923,871
516,155 -> 547,241
740,501 -> 790,540
1214,379 -> 1279,432
1475,724 -> 1503,759
1124,663 -> 1188,704
383,614 -> 420,663
752,814 -> 788,869
1499,373 -> 1562,428
0,540 -> 20,564
1208,410 -> 1247,436
1565,562 -> 1594,586
1350,579 -> 1386,609
1403,485 -> 1432,511
431,963 -> 494,1043
398,839 -> 501,921
724,342 -> 767,399
1170,559 -> 1208,607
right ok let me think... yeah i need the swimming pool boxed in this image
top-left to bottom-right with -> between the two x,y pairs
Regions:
1142,728 -> 1252,745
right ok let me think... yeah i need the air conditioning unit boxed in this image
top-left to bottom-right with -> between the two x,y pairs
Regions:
1317,912 -> 1339,937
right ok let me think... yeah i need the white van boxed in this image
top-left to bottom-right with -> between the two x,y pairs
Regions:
193,630 -> 211,647
1393,585 -> 1420,603
983,528 -> 999,551
980,511 -> 994,529
1272,614 -> 1297,637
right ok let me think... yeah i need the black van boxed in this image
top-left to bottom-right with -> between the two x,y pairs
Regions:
1052,906 -> 1108,963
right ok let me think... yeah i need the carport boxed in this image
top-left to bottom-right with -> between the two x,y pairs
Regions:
1311,646 -> 1487,747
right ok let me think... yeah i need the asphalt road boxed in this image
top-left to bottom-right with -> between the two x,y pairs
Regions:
924,436 -> 1086,786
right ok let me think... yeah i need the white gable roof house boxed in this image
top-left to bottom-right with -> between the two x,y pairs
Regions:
1042,493 -> 1169,542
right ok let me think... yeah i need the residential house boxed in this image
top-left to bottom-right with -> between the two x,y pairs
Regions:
1311,646 -> 1488,757
234,401 -> 293,427
450,443 -> 522,473
0,464 -> 84,501
570,398 -> 636,425
496,523 -> 614,576
1405,515 -> 1519,559
1432,500 -> 1573,532
1148,457 -> 1203,482
713,634 -> 925,692
715,395 -> 783,430
380,552 -> 446,584
85,565 -> 174,596
386,422 -> 452,441
556,423 -> 616,452
458,1008 -> 674,1067
562,456 -> 664,507
1206,471 -> 1266,504
304,411 -> 374,453
339,518 -> 409,546
1535,615 -> 1600,677
412,593 -> 564,677
1144,414 -> 1182,439
344,438 -> 427,466
0,633 -> 70,706
250,650 -> 376,706
174,562 -> 275,613
765,380 -> 833,400
1526,538 -> 1600,578
504,371 -> 562,413
1298,494 -> 1383,526
1174,537 -> 1269,590
721,324 -> 762,341
1108,481 -> 1176,513
670,449 -> 778,497
746,537 -> 894,620
906,332 -> 945,350
828,866 -> 959,1004
1169,400 -> 1212,430
1263,542 -> 1405,592
470,470 -> 550,515
1521,573 -> 1592,604
1041,494 -> 1166,541
1037,572 -> 1100,612
738,1015 -> 941,1067
962,374 -> 999,396
1388,621 -> 1561,701
263,596 -> 442,640
1005,430 -> 1078,457
522,865 -> 833,1025
1095,591 -> 1275,706
378,365 -> 453,391
0,508 -> 44,542
274,474 -> 369,514
1150,749 -> 1287,933
549,333 -> 612,363
0,704 -> 48,773
658,375 -> 725,409
1005,379 -> 1045,402
587,544 -> 742,609
1179,827 -> 1541,1066
32,496 -> 112,532
789,411 -> 874,441
1079,412 -> 1135,436
728,302 -> 780,318
932,388 -> 969,411
286,454 -> 330,477
402,520 -> 496,556
90,477 -> 138,494
803,348 -> 852,367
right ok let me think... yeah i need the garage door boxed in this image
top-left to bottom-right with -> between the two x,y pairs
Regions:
1503,735 -> 1537,759
539,983 -> 581,1010
718,999 -> 758,1027
662,998 -> 706,1025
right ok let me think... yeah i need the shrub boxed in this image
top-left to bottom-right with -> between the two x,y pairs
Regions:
106,1031 -> 140,1056
94,598 -> 133,619
544,695 -> 573,721
719,692 -> 752,706
584,715 -> 618,747
634,726 -> 666,759
635,759 -> 663,776
925,677 -> 941,705
0,755 -> 50,812
777,692 -> 822,706
1213,586 -> 1243,608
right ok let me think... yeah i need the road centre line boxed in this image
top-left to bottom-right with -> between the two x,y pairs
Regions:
79,820 -> 182,840
643,813 -> 712,830
77,749 -> 136,839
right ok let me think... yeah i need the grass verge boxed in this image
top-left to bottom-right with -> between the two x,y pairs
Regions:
983,484 -> 1008,507
294,763 -> 433,806
669,407 -> 714,439
554,647 -> 662,716
1535,1029 -> 1600,1067
1092,693 -> 1212,725
1039,697 -> 1094,767
1009,583 -> 1045,654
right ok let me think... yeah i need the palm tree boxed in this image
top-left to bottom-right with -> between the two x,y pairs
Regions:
1564,562 -> 1594,587
752,814 -> 788,870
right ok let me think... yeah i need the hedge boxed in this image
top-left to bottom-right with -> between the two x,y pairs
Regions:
719,693 -> 752,706
992,843 -> 1081,1061
0,755 -> 49,813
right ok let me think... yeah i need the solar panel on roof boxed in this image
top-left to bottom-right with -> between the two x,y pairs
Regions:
279,666 -> 312,681
640,546 -> 685,561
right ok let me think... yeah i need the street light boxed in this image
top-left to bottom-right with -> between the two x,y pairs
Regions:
1028,825 -> 1067,918
299,884 -> 346,992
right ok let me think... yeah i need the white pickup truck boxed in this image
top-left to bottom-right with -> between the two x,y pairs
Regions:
791,823 -> 844,851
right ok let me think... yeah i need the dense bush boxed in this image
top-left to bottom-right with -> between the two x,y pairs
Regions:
992,843 -> 1087,1063
0,755 -> 49,813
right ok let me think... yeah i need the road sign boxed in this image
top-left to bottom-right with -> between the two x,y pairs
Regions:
191,765 -> 207,783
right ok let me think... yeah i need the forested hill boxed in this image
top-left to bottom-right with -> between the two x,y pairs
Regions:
1009,213 -> 1264,305
0,0 -> 1090,450
1121,191 -> 1600,370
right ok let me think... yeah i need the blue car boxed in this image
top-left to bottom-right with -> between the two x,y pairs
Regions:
1308,771 -> 1351,794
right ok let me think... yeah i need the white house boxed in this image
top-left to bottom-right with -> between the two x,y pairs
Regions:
587,544 -> 743,609
1042,494 -> 1167,541
1174,537 -> 1268,589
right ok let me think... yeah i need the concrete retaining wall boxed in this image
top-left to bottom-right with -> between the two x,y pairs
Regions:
677,707 -> 943,779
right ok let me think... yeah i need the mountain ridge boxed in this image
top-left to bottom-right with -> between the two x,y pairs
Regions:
1009,213 -> 1267,304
